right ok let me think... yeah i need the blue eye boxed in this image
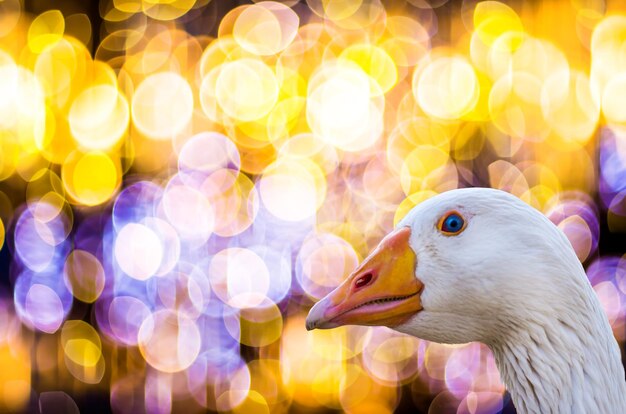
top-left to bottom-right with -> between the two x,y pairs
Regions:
440,212 -> 465,234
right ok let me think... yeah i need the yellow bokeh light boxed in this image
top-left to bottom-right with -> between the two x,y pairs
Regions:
25,167 -> 69,219
590,15 -> 626,100
324,0 -> 385,32
64,339 -> 102,368
204,170 -> 259,237
0,342 -> 30,412
541,69 -> 599,145
0,218 -> 4,251
61,320 -> 102,369
34,38 -> 79,104
339,44 -> 398,94
339,363 -> 398,413
311,363 -> 344,408
247,359 -> 291,408
63,250 -> 106,303
138,309 -> 201,373
307,63 -> 384,152
315,0 -> 363,21
0,0 -> 21,38
400,146 -> 458,195
27,9 -> 65,53
233,2 -> 299,56
0,48 -> 17,117
0,63 -> 47,154
488,160 -> 529,199
141,0 -> 197,21
69,84 -> 129,150
62,151 -> 121,206
473,1 -> 523,46
394,190 -> 438,226
488,35 -> 569,82
379,15 -> 430,68
131,72 -> 193,140
215,58 -> 279,122
489,72 -> 549,141
414,56 -> 479,120
236,303 -> 283,347
602,73 -> 626,124
231,391 -> 270,414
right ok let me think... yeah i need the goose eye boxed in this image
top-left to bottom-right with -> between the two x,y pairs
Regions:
439,212 -> 465,235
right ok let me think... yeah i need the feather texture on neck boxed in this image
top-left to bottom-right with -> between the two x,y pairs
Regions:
489,279 -> 626,414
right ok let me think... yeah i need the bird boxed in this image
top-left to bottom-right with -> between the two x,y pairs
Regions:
306,187 -> 626,414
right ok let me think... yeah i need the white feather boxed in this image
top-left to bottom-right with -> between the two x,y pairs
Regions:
394,188 -> 626,413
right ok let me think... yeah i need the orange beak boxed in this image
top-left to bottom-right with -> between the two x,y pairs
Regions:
305,227 -> 423,330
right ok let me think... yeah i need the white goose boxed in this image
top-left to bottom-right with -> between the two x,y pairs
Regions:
306,187 -> 626,414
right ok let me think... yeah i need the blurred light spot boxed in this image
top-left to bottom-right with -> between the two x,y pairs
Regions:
114,223 -> 163,280
394,191 -> 437,226
108,296 -> 151,346
14,206 -> 66,272
473,1 -> 523,46
542,70 -> 599,145
131,72 -> 193,140
61,320 -> 102,369
414,56 -> 479,120
489,72 -> 549,141
602,73 -> 626,124
161,179 -> 215,242
307,63 -> 384,152
202,169 -> 259,237
39,391 -> 80,414
142,217 -> 180,276
362,330 -> 420,385
0,0 -> 21,37
216,58 -> 279,122
138,309 -> 201,373
339,44 -> 398,93
62,151 -> 121,206
557,215 -> 593,261
233,2 -> 299,56
231,390 -> 270,414
594,281 -> 622,326
259,157 -> 325,222
400,146 -> 457,195
213,363 -> 251,411
0,65 -> 46,154
154,263 -> 209,318
209,247 -> 270,309
27,10 -> 64,53
112,181 -> 163,231
69,85 -> 129,151
457,392 -> 504,414
178,132 -> 241,179
296,232 -> 359,299
63,250 -> 105,303
141,0 -> 197,21
24,284 -> 64,334
224,300 -> 283,347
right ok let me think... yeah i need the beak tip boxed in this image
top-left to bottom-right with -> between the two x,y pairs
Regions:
305,320 -> 316,331
306,298 -> 329,331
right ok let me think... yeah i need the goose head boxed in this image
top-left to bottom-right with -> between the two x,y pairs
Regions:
306,187 -> 589,345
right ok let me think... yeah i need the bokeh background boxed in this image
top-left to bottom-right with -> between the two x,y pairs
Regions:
0,0 -> 625,412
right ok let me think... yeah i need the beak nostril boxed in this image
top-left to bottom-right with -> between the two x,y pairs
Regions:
354,273 -> 373,289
